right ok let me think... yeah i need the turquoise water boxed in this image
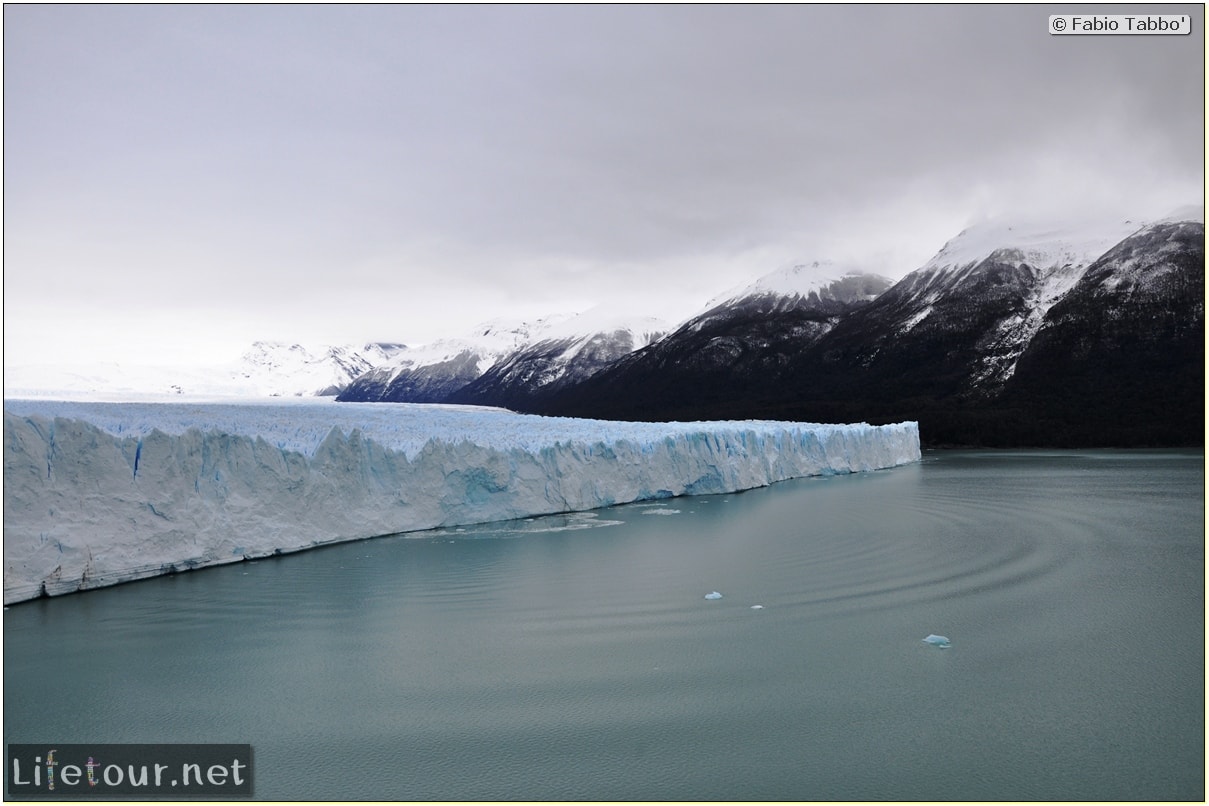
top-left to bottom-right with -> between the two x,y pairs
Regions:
4,450 -> 1204,800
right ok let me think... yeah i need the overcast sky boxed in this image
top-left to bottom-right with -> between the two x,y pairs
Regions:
5,4 -> 1204,367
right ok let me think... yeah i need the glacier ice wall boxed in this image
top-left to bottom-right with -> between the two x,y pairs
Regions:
3,400 -> 920,604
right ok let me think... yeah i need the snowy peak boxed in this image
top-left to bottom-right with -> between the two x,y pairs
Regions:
921,215 -> 1145,275
337,319 -> 550,404
705,260 -> 893,312
239,341 -> 368,374
1156,204 -> 1204,225
450,310 -> 671,408
396,309 -> 668,368
532,307 -> 669,349
338,308 -> 670,406
361,342 -> 409,362
235,341 -> 390,396
536,206 -> 1202,448
844,209 -> 1205,395
368,311 -> 629,384
1078,217 -> 1205,298
465,314 -> 572,350
882,214 -> 1158,367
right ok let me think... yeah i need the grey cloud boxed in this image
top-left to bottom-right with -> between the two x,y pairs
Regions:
4,4 -> 1202,363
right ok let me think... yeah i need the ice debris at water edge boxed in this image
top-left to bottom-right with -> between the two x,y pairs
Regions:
2,399 -> 920,604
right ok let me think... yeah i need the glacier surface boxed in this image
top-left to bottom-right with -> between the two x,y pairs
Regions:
3,399 -> 920,604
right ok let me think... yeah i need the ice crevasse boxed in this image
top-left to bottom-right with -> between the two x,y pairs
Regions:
3,400 -> 921,604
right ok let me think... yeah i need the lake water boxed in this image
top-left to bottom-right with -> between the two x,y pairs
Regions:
4,450 -> 1203,800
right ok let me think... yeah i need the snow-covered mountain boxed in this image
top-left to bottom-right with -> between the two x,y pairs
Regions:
540,208 -> 1204,447
337,310 -> 668,406
446,309 -> 669,410
678,261 -> 895,354
834,213 -> 1149,395
1002,214 -> 1204,444
10,205 -> 1200,448
337,264 -> 888,410
234,341 -> 408,396
526,263 -> 894,414
5,341 -> 406,400
700,260 -> 894,315
336,317 -> 557,404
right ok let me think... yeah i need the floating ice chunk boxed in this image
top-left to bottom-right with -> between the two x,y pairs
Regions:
641,508 -> 681,516
750,604 -> 764,610
704,591 -> 723,600
922,634 -> 951,648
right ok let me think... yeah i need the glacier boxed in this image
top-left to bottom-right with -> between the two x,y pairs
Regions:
2,399 -> 920,604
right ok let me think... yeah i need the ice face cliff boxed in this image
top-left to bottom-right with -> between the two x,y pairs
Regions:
3,400 -> 920,604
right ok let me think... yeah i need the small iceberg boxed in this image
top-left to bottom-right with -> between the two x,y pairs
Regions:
704,591 -> 723,600
750,605 -> 764,610
922,634 -> 951,648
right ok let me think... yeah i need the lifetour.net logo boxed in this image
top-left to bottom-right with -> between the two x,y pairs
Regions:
7,744 -> 252,797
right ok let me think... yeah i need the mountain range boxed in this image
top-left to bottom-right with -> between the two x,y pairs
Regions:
343,208 -> 1202,448
536,210 -> 1204,447
10,208 -> 1202,447
337,309 -> 669,409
